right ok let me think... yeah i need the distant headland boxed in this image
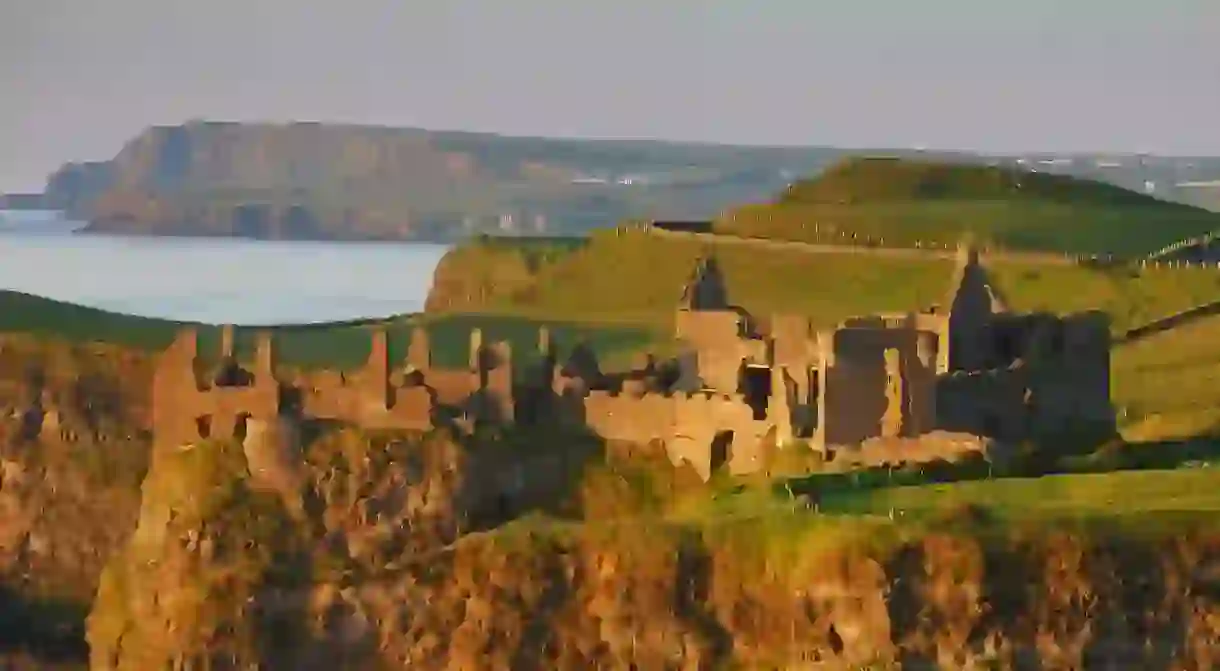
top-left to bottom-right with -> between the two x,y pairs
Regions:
5,121 -> 1219,243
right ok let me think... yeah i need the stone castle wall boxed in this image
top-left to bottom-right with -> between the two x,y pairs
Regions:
146,246 -> 1116,482
583,389 -> 774,480
151,325 -> 514,448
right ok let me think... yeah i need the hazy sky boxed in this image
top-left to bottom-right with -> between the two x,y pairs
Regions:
3,0 -> 1219,191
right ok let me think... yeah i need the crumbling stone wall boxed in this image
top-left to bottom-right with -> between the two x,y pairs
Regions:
151,326 -> 519,449
150,329 -> 277,448
820,320 -> 940,448
936,309 -> 1114,444
583,389 -> 776,480
145,247 -> 1115,483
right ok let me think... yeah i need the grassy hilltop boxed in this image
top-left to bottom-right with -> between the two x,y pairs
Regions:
716,157 -> 1220,256
429,225 -> 1220,337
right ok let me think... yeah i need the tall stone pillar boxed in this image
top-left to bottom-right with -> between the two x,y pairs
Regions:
221,324 -> 235,359
255,331 -> 275,379
881,348 -> 905,438
770,366 -> 793,446
814,330 -> 833,453
937,320 -> 951,374
407,327 -> 430,371
469,328 -> 483,371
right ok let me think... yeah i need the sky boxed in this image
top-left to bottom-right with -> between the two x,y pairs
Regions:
2,0 -> 1219,191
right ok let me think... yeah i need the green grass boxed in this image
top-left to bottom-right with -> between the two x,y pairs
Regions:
781,156 -> 1179,207
1111,313 -> 1220,440
439,224 -> 1220,340
718,201 -> 1220,257
0,290 -> 654,372
989,261 -> 1220,334
716,157 -> 1220,257
817,468 -> 1220,525
470,226 -> 957,329
0,290 -> 188,350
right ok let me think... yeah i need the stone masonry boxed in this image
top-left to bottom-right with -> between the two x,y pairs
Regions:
150,244 -> 1115,480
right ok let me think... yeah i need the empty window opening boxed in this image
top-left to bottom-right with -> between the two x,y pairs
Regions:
981,413 -> 1001,437
214,357 -> 254,388
710,431 -> 734,472
234,413 -> 252,441
195,415 -> 212,439
740,365 -> 771,420
992,327 -> 1023,367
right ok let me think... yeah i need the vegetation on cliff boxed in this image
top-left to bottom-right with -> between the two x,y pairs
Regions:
0,337 -> 148,669
715,157 -> 1220,256
0,327 -> 1217,668
73,423 -> 1220,669
6,152 -> 1220,666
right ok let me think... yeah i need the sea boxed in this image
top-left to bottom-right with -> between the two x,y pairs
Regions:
0,210 -> 450,325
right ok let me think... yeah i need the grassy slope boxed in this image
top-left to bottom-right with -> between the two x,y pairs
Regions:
817,468 -> 1220,527
989,260 -> 1220,334
0,291 -> 652,372
437,226 -> 1220,338
716,157 -> 1220,256
1111,313 -> 1220,441
458,227 -> 957,329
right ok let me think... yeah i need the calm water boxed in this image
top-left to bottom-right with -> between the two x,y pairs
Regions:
0,210 -> 450,325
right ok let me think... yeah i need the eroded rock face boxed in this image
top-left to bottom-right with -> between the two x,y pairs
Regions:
241,416 -> 305,514
82,421 -> 1220,671
86,429 -> 472,670
0,338 -> 152,668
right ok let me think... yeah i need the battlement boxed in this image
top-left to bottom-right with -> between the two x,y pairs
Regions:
151,324 -> 532,448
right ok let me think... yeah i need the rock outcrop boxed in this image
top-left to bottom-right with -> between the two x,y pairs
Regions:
16,122 -> 811,242
78,422 -> 1220,669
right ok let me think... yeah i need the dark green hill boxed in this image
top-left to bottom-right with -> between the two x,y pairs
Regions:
779,156 -> 1194,207
0,291 -> 649,372
717,157 -> 1220,257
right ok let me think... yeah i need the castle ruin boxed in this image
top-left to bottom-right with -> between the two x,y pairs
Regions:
150,245 -> 1115,480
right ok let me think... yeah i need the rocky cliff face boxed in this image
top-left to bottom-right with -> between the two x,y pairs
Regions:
19,121 -> 819,241
1,334 -> 1216,669
77,421 -> 1220,670
0,336 -> 152,669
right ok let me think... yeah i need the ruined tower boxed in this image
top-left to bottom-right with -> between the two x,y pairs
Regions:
679,253 -> 731,311
675,254 -> 756,392
947,245 -> 1007,371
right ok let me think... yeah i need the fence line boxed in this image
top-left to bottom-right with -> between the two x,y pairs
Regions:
644,225 -> 1220,270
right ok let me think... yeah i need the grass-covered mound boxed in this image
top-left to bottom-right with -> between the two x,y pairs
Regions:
428,226 -> 957,329
716,157 -> 1220,257
432,225 -> 1220,341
